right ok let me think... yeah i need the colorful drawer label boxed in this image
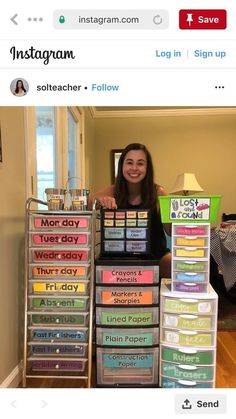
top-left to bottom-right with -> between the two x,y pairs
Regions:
32,314 -> 86,325
32,266 -> 87,277
100,311 -> 155,326
33,217 -> 89,229
33,282 -> 86,293
174,283 -> 207,293
161,347 -> 214,365
175,262 -> 207,271
31,329 -> 87,341
31,360 -> 84,370
101,290 -> 153,305
101,269 -> 155,284
175,273 -> 205,282
164,330 -> 213,346
33,250 -> 88,262
102,331 -> 153,346
176,237 -> 206,247
104,228 -> 124,239
32,234 -> 88,245
162,362 -> 213,381
32,297 -> 87,309
126,220 -> 137,227
164,298 -> 213,314
170,198 -> 210,221
161,377 -> 213,388
103,353 -> 153,368
126,241 -> 147,252
32,345 -> 85,355
163,314 -> 212,330
175,226 -> 208,236
176,248 -> 205,258
126,228 -> 146,239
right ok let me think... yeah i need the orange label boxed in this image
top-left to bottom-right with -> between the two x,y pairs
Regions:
101,290 -> 153,305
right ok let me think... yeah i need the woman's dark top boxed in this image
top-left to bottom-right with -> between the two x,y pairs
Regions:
126,203 -> 169,260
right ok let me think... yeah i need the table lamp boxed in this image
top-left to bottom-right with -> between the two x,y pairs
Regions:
170,173 -> 203,196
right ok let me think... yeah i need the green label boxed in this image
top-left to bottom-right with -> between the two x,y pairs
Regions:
102,331 -> 153,346
162,347 -> 214,365
32,298 -> 86,309
176,262 -> 206,271
162,362 -> 213,381
164,330 -> 212,347
164,314 -> 212,330
164,299 -> 213,314
101,311 -> 154,326
32,314 -> 85,325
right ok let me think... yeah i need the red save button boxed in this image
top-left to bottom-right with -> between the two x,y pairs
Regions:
179,9 -> 227,30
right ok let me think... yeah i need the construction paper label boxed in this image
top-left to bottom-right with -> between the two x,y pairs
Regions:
163,314 -> 212,330
161,377 -> 213,388
32,266 -> 87,277
174,283 -> 206,292
164,331 -> 212,346
164,299 -> 213,314
32,314 -> 86,325
175,273 -> 205,282
101,290 -> 153,305
104,228 -> 124,239
102,331 -> 153,346
33,282 -> 86,293
32,344 -> 85,355
32,233 -> 88,245
33,250 -> 88,262
104,241 -> 125,252
103,353 -> 153,368
162,363 -> 213,381
32,297 -> 87,309
31,360 -> 84,370
170,198 -> 210,220
33,217 -> 89,229
126,241 -> 147,252
101,269 -> 155,284
31,329 -> 86,341
162,347 -> 214,365
175,262 -> 207,271
175,226 -> 208,235
100,311 -> 154,325
126,228 -> 146,239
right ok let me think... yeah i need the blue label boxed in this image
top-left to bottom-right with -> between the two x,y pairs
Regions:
32,329 -> 86,341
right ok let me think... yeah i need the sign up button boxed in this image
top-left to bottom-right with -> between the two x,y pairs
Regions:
179,9 -> 227,30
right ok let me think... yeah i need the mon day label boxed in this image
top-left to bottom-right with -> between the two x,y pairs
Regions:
170,198 -> 210,220
101,311 -> 154,326
103,353 -> 153,368
33,217 -> 89,229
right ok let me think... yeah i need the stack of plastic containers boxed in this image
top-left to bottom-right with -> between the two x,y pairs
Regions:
159,195 -> 221,389
95,209 -> 160,387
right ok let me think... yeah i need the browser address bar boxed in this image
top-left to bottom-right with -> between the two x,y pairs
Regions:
54,10 -> 169,30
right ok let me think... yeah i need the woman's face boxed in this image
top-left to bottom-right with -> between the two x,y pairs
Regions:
122,149 -> 147,184
17,81 -> 23,88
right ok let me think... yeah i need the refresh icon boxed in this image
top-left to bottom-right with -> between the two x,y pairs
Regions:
153,14 -> 163,25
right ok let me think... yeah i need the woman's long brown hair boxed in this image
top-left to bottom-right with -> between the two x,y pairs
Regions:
114,143 -> 157,208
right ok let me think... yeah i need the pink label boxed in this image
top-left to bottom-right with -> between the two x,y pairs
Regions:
102,269 -> 154,284
33,250 -> 88,261
32,234 -> 87,245
34,217 -> 88,229
175,227 -> 207,235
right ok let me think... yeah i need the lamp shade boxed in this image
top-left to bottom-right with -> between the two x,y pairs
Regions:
170,173 -> 203,195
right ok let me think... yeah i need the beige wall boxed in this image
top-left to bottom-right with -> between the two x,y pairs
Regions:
83,108 -> 95,192
93,112 -> 236,215
0,107 -> 26,385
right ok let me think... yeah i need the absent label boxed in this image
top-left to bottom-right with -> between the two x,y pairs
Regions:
176,248 -> 205,258
33,250 -> 88,262
101,269 -> 155,284
103,353 -> 153,368
32,297 -> 87,309
32,234 -> 88,245
170,198 -> 210,220
32,266 -> 86,277
33,282 -> 86,293
33,217 -> 89,229
101,290 -> 153,305
161,377 -> 213,388
100,311 -> 154,326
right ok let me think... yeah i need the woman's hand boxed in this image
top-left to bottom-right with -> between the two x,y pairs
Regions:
97,196 -> 117,209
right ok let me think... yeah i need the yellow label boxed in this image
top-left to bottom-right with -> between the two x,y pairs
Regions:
33,282 -> 86,293
138,211 -> 148,218
126,212 -> 136,218
104,220 -> 114,227
33,266 -> 86,277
